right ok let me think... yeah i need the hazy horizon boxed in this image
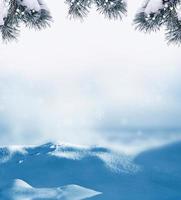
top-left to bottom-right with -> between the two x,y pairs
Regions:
0,0 -> 181,152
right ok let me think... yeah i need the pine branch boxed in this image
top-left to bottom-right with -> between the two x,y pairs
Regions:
1,0 -> 181,45
66,0 -> 91,19
95,0 -> 127,20
165,8 -> 181,44
0,0 -> 52,41
134,0 -> 179,32
134,0 -> 181,44
0,0 -> 20,41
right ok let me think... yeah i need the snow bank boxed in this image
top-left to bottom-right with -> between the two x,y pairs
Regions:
1,179 -> 101,200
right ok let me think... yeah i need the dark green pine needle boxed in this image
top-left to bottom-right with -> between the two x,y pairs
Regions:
0,0 -> 52,41
95,0 -> 127,20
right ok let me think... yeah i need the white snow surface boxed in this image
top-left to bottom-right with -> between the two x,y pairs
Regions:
37,0 -> 48,10
144,0 -> 164,14
50,144 -> 140,173
0,146 -> 27,164
17,0 -> 46,11
7,145 -> 27,154
1,179 -> 101,200
176,4 -> 181,20
0,0 -> 8,25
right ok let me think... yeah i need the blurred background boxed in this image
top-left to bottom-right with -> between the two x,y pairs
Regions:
0,0 -> 181,155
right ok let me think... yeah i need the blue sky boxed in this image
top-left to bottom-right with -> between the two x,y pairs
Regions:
0,0 -> 181,152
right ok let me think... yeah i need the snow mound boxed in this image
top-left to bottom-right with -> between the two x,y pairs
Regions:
58,184 -> 102,200
13,179 -> 32,189
0,179 -> 101,200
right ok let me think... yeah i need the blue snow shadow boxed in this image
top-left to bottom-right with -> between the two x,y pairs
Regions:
0,141 -> 181,200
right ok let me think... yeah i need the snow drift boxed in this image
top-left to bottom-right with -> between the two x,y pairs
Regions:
0,142 -> 181,200
0,179 -> 101,200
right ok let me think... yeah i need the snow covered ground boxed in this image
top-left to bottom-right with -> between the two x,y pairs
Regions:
0,179 -> 101,200
0,141 -> 181,200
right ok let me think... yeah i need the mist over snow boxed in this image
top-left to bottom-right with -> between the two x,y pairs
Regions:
0,0 -> 181,155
